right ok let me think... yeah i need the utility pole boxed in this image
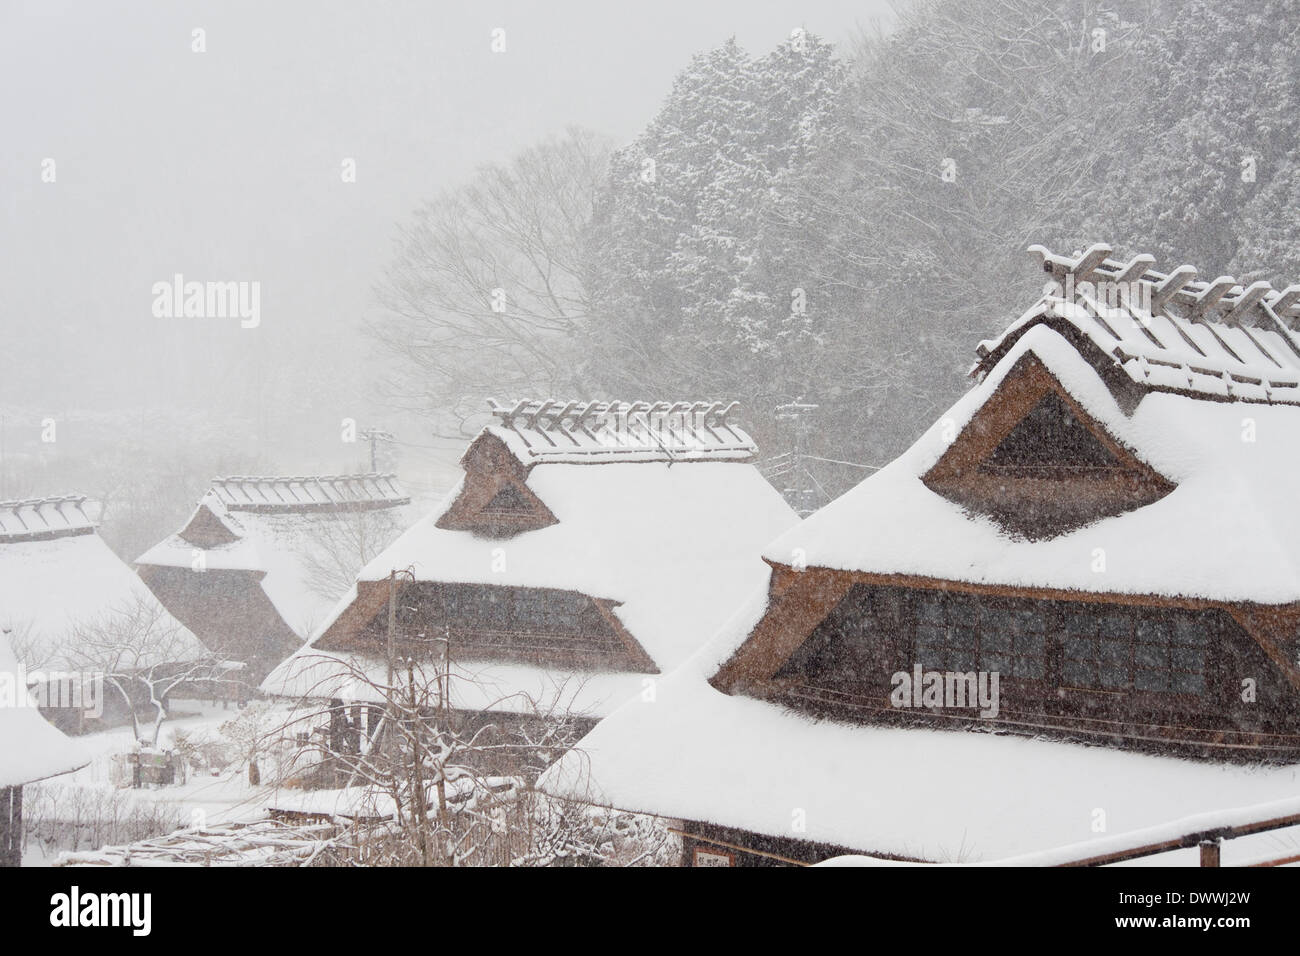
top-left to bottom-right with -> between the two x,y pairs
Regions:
775,399 -> 819,517
360,428 -> 395,472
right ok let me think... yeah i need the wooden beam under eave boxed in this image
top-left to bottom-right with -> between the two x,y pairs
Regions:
710,568 -> 855,692
590,597 -> 659,673
1150,265 -> 1198,313
1224,603 -> 1300,694
313,579 -> 393,653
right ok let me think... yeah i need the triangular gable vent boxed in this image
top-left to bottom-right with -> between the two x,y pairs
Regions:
982,391 -> 1123,475
923,353 -> 1175,538
480,484 -> 535,516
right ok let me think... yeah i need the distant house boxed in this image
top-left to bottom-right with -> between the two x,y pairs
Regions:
541,245 -> 1300,865
0,495 -> 207,733
0,630 -> 87,866
263,400 -> 799,773
136,474 -> 413,686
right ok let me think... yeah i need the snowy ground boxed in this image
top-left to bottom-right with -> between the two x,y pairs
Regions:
22,698 -> 295,866
24,697 -> 1300,867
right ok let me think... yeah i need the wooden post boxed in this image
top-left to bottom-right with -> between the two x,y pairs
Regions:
1199,839 -> 1221,867
386,569 -> 399,688
0,786 -> 17,868
407,658 -> 431,866
11,786 -> 22,865
436,624 -> 449,837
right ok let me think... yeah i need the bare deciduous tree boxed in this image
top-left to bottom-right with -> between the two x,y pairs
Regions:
295,508 -> 409,610
370,127 -> 610,435
268,646 -> 675,867
62,595 -> 227,747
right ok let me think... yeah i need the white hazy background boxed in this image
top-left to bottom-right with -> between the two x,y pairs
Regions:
0,0 -> 888,492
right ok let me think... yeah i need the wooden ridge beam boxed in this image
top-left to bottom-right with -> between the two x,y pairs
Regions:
1150,265 -> 1198,313
1224,281 -> 1273,325
1189,276 -> 1236,318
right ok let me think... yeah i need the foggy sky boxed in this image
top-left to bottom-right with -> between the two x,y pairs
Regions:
0,0 -> 892,485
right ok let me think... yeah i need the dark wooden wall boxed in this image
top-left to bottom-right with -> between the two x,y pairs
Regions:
139,565 -> 303,686
768,584 -> 1300,758
680,820 -> 865,867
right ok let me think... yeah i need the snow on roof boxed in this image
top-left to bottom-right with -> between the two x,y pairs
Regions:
263,443 -> 798,712
360,460 -> 793,668
0,495 -> 95,542
263,642 -> 649,719
759,322 -> 1300,605
485,399 -> 757,464
979,243 -> 1300,405
136,480 -> 420,639
542,259 -> 1300,860
0,506 -> 206,670
539,657 -> 1300,862
209,473 -> 408,512
0,631 -> 88,787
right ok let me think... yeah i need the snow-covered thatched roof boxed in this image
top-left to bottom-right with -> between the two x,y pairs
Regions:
0,631 -> 87,788
262,403 -> 798,716
763,323 -> 1300,605
0,496 -> 206,670
539,251 -> 1300,861
136,475 -> 417,640
539,646 -> 1300,862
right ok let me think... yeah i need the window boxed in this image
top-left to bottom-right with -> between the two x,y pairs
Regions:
1060,606 -> 1209,694
403,584 -> 599,637
773,587 -> 1220,708
908,591 -> 1047,679
979,602 -> 1049,679
480,484 -> 534,516
903,592 -> 1213,696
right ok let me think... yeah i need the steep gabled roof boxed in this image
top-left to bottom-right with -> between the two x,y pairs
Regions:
753,245 -> 1300,605
540,247 -> 1300,860
0,631 -> 87,788
0,497 -> 206,670
263,401 -> 798,716
757,323 -> 1300,605
920,349 -> 1178,537
136,476 -> 417,640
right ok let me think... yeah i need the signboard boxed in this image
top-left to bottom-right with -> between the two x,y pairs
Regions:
693,847 -> 734,867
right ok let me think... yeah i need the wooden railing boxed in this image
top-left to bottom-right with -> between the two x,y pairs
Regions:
817,793 -> 1300,867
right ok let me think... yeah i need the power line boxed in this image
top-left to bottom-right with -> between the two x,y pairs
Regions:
802,455 -> 880,471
